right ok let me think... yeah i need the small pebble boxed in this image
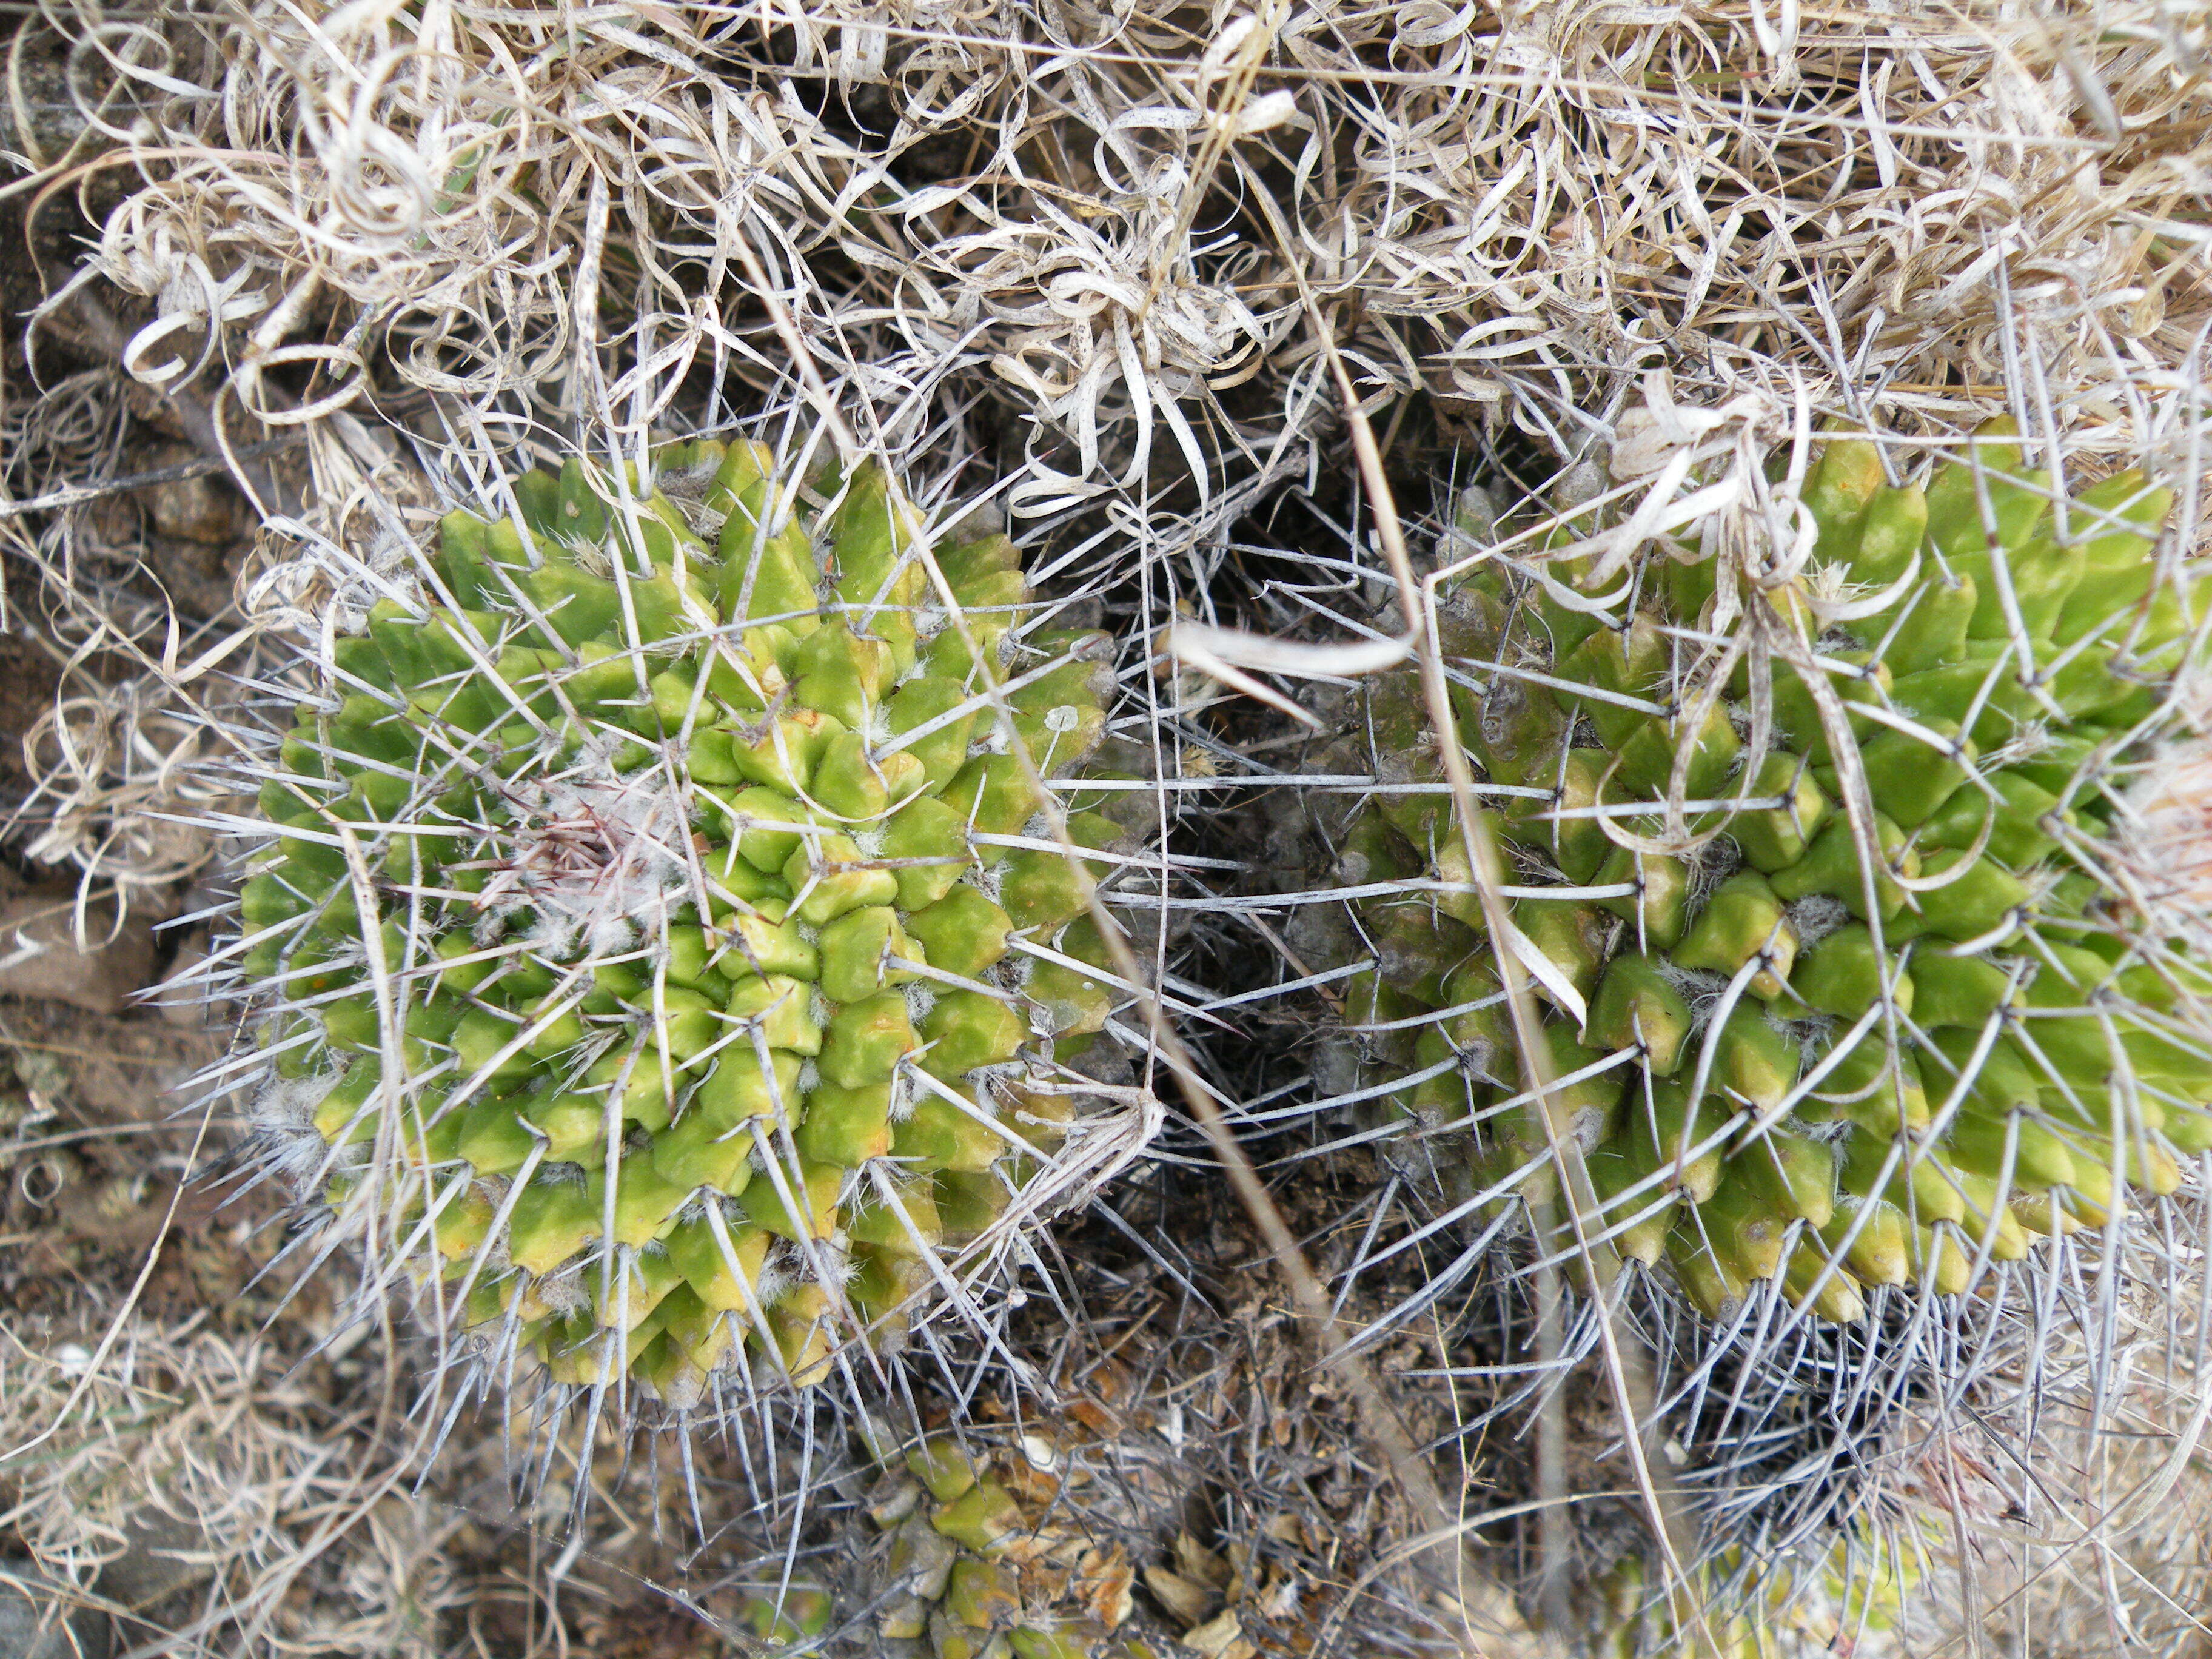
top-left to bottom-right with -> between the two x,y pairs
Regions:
0,1558 -> 109,1659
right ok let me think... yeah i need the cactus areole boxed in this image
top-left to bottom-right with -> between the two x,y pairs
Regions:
1329,420 -> 2210,1322
241,438 -> 1129,1404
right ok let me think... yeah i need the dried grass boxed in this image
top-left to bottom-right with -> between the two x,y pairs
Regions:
1875,1215 -> 2212,1659
0,1318 -> 460,1657
1906,1328 -> 2212,1659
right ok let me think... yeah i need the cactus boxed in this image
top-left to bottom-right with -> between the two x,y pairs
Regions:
235,435 -> 1148,1405
1319,417 -> 2208,1325
1590,1521 -> 1916,1658
717,1405 -> 1179,1657
836,1422 -> 1165,1659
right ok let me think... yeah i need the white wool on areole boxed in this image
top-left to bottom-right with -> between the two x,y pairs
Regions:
475,740 -> 693,958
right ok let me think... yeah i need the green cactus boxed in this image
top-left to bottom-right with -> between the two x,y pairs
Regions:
720,1417 -> 1170,1657
1324,418 -> 2208,1322
240,435 -> 1138,1403
1590,1519 -> 1916,1658
840,1425 -> 1164,1659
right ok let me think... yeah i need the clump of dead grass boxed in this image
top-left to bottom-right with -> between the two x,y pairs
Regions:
1878,1195 -> 2212,1659
0,1318 -> 460,1656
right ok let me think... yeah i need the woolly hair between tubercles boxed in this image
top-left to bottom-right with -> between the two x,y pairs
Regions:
911,604 -> 959,652
565,537 -> 620,579
647,451 -> 726,526
526,1267 -> 589,1319
967,1060 -> 1033,1098
1657,960 -> 1729,1030
533,1159 -> 590,1193
1786,894 -> 1850,951
251,1073 -> 347,1182
751,1252 -> 794,1311
1686,835 -> 1744,905
886,1070 -> 917,1124
466,1194 -> 517,1275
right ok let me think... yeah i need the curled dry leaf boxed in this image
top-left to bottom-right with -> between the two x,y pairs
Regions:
1181,1606 -> 1256,1659
1075,1544 -> 1136,1629
1144,1564 -> 1216,1629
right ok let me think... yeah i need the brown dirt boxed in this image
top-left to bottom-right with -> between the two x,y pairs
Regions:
0,635 -> 64,805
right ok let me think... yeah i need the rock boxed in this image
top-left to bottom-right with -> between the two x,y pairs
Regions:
0,1558 -> 110,1659
96,1513 -> 208,1615
0,896 -> 156,1015
152,937 -> 213,1030
3,36 -> 93,171
140,535 -> 241,623
139,452 -> 241,546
